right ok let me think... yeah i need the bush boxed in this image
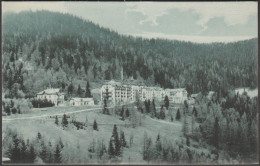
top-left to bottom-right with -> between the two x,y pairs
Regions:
31,99 -> 55,108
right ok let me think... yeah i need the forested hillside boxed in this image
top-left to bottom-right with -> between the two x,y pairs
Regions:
2,11 -> 258,98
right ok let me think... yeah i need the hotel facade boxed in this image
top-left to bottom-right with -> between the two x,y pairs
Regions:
101,80 -> 187,104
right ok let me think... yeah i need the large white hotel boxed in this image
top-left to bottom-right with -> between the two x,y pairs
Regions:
101,80 -> 188,104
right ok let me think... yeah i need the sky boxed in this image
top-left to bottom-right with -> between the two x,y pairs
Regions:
2,1 -> 258,43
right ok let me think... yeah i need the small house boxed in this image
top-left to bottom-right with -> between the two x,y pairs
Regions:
70,98 -> 94,106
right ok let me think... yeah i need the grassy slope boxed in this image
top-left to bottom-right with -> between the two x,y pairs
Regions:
2,106 -> 214,164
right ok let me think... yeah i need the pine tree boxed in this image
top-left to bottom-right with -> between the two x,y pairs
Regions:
61,114 -> 68,128
93,120 -> 98,130
9,134 -> 21,163
54,144 -> 62,163
112,124 -> 121,156
67,83 -> 73,96
192,107 -> 197,117
120,106 -> 124,120
40,141 -> 47,163
164,95 -> 170,110
103,99 -> 109,115
182,111 -> 188,136
59,138 -> 64,149
108,139 -> 115,159
186,136 -> 190,147
29,143 -> 36,163
176,109 -> 181,120
37,132 -> 42,140
55,116 -> 59,125
85,81 -> 92,97
126,108 -> 130,118
120,131 -> 127,147
212,117 -> 220,148
77,84 -> 82,97
160,106 -> 165,119
20,139 -> 27,163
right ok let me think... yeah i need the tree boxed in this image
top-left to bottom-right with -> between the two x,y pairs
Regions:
112,124 -> 121,156
120,131 -> 127,148
61,114 -> 68,128
192,107 -> 197,117
151,99 -> 157,118
55,116 -> 59,125
29,144 -> 36,163
171,115 -> 173,122
67,83 -> 73,95
186,136 -> 190,147
184,100 -> 189,110
103,99 -> 109,115
125,108 -> 130,118
85,81 -> 92,97
37,132 -> 42,140
212,117 -> 220,148
40,141 -> 47,163
54,144 -> 62,163
176,109 -> 181,120
159,106 -> 165,119
108,139 -> 114,159
182,111 -> 189,136
164,95 -> 170,110
93,120 -> 98,131
120,106 -> 125,121
77,84 -> 82,97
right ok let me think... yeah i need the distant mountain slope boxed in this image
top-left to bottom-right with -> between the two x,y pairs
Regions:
2,11 -> 258,98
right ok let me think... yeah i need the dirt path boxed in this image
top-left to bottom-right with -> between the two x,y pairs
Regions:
2,102 -> 135,122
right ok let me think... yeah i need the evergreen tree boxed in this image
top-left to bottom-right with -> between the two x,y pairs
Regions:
176,109 -> 181,120
126,108 -> 130,118
61,114 -> 68,128
54,144 -> 62,163
103,99 -> 109,115
9,134 -> 21,163
40,141 -> 47,163
37,132 -> 42,140
186,136 -> 190,147
55,116 -> 59,125
159,106 -> 166,119
164,95 -> 170,110
184,100 -> 189,110
120,131 -> 127,147
59,138 -> 64,149
212,117 -> 220,148
112,124 -> 121,156
77,84 -> 82,97
93,120 -> 98,131
19,139 -> 27,163
67,83 -> 73,96
192,107 -> 197,117
29,143 -> 36,163
85,81 -> 92,97
108,139 -> 115,159
120,106 -> 125,120
182,111 -> 189,136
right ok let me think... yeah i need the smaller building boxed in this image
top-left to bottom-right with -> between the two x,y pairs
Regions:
70,98 -> 94,106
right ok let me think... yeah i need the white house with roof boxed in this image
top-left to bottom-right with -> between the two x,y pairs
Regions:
69,98 -> 94,106
36,88 -> 65,106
